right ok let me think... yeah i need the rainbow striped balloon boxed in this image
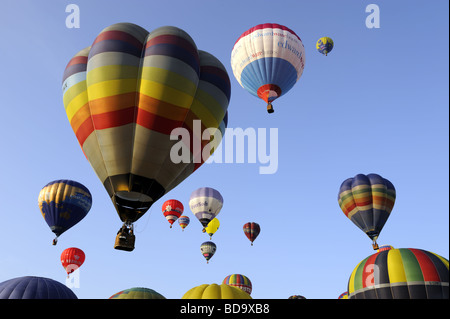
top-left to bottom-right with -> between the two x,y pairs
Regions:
348,248 -> 449,299
338,173 -> 396,249
222,274 -> 252,295
62,23 -> 230,226
231,23 -> 305,113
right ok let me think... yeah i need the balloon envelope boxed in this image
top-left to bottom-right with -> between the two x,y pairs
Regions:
109,287 -> 166,299
189,187 -> 223,228
62,23 -> 230,228
243,222 -> 260,245
182,283 -> 252,299
178,215 -> 190,231
61,247 -> 85,275
316,37 -> 334,56
231,23 -> 305,112
200,241 -> 217,263
38,179 -> 92,244
204,218 -> 220,238
0,276 -> 78,299
162,199 -> 184,228
222,274 -> 252,295
348,248 -> 449,299
338,173 -> 396,249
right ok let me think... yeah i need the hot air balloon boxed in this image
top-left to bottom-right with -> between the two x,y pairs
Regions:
377,245 -> 394,252
162,199 -> 184,228
288,295 -> 306,299
348,248 -> 449,299
222,274 -> 252,295
204,218 -> 220,239
62,23 -> 230,251
200,241 -> 216,263
182,283 -> 252,299
338,173 -> 396,250
61,247 -> 85,277
243,222 -> 260,246
231,23 -> 305,113
178,215 -> 190,231
109,287 -> 166,299
189,187 -> 223,230
38,180 -> 92,245
316,37 -> 334,56
0,276 -> 78,299
338,291 -> 349,299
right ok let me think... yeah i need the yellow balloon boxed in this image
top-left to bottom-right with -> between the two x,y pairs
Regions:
182,283 -> 252,299
204,218 -> 220,239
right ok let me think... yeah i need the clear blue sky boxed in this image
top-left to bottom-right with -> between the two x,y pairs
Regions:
0,0 -> 448,299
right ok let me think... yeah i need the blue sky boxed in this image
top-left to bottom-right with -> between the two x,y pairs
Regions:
0,0 -> 448,299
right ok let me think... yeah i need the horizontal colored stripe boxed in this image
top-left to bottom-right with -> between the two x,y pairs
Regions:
62,57 -> 88,83
146,34 -> 198,60
233,23 -> 302,48
145,43 -> 199,76
92,30 -> 145,50
89,39 -> 143,58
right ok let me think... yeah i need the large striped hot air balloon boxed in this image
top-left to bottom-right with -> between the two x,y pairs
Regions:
338,173 -> 396,250
231,23 -> 305,113
348,248 -> 449,299
62,23 -> 230,251
38,180 -> 92,245
189,187 -> 223,230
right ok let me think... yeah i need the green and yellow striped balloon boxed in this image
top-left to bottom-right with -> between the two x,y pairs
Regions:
348,248 -> 449,299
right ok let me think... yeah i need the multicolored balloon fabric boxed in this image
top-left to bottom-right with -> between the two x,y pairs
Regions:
62,23 -> 230,243
231,23 -> 305,113
348,248 -> 449,299
316,36 -> 334,56
222,274 -> 252,295
200,241 -> 217,263
243,222 -> 260,245
338,173 -> 396,249
178,215 -> 190,231
38,179 -> 92,245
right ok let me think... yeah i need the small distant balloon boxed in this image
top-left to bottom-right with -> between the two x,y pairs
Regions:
60,247 -> 85,277
162,199 -> 184,228
243,222 -> 260,246
178,215 -> 190,231
204,218 -> 220,239
200,241 -> 217,264
222,274 -> 252,295
316,37 -> 334,56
